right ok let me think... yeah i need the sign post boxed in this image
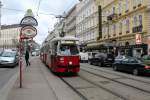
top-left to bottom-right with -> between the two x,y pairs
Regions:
19,15 -> 38,88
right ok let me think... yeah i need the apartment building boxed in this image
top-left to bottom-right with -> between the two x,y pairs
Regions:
0,24 -> 20,49
96,0 -> 150,56
65,5 -> 77,37
76,0 -> 98,48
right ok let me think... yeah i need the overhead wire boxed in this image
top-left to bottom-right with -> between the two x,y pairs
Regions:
2,1 -> 97,19
36,0 -> 42,16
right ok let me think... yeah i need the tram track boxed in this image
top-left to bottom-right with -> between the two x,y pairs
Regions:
60,76 -> 127,100
77,76 -> 128,100
81,64 -> 150,85
59,77 -> 88,100
81,67 -> 150,94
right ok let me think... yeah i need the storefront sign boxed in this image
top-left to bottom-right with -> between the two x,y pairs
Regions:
135,34 -> 142,44
20,25 -> 37,39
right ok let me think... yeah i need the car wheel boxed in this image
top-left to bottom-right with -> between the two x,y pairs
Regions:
133,69 -> 139,76
113,65 -> 118,71
89,61 -> 92,65
98,62 -> 102,67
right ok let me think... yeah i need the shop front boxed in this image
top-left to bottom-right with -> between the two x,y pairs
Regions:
118,44 -> 147,57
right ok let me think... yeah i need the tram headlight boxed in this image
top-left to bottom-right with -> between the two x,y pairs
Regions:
69,61 -> 72,65
60,57 -> 64,61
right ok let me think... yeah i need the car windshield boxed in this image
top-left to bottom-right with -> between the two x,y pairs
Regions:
126,57 -> 142,63
142,55 -> 150,60
1,51 -> 16,57
59,44 -> 79,55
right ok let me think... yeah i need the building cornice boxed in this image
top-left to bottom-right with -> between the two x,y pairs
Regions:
1,24 -> 20,30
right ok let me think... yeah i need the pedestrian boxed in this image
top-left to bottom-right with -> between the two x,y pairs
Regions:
25,49 -> 30,66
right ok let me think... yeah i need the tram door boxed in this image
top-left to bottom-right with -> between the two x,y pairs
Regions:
51,41 -> 58,69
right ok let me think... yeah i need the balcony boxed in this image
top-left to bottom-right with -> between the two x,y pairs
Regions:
126,30 -> 130,34
119,32 -> 122,35
125,10 -> 129,13
132,25 -> 143,33
138,4 -> 142,7
107,13 -> 118,21
113,34 -> 116,37
133,6 -> 136,9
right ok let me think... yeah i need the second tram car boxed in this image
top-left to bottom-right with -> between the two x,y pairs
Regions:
41,36 -> 80,73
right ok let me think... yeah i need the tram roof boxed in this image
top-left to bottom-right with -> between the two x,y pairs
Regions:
52,36 -> 79,42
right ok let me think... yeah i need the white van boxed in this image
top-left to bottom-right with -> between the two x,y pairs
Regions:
79,52 -> 88,63
88,52 -> 99,60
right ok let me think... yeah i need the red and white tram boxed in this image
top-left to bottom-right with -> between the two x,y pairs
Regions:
40,36 -> 80,73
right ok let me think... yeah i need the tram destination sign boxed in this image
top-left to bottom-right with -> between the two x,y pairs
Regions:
20,16 -> 38,26
20,25 -> 37,39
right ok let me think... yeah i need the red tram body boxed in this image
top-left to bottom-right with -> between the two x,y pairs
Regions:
40,36 -> 80,73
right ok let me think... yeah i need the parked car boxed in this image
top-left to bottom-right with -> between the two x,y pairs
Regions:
0,49 -> 19,68
87,52 -> 99,61
141,55 -> 150,65
89,52 -> 115,67
79,52 -> 88,63
31,51 -> 37,56
113,56 -> 150,75
0,49 -> 3,56
32,51 -> 39,56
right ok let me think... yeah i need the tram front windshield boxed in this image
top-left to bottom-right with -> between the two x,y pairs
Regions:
59,44 -> 79,55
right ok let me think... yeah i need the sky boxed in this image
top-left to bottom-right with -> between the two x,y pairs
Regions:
1,0 -> 79,45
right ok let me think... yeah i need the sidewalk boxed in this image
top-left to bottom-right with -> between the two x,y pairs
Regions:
6,57 -> 58,100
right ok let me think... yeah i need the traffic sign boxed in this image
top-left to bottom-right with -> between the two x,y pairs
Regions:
20,25 -> 37,39
135,34 -> 142,44
20,16 -> 38,26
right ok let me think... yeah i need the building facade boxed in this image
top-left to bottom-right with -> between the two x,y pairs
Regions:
0,24 -> 20,49
96,0 -> 150,57
76,0 -> 98,48
65,5 -> 77,37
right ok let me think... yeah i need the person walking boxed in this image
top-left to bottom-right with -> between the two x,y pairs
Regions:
25,49 -> 30,66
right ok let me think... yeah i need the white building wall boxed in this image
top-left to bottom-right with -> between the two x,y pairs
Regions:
148,0 -> 150,35
0,27 -> 20,48
76,0 -> 98,44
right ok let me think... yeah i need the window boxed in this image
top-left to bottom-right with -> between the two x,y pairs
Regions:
133,16 -> 138,27
133,0 -> 137,8
126,19 -> 130,32
113,7 -> 116,14
113,24 -> 116,34
138,0 -> 143,5
118,3 -> 122,14
125,0 -> 129,11
139,15 -> 142,26
119,22 -> 122,33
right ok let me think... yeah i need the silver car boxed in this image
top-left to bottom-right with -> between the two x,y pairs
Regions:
0,49 -> 19,68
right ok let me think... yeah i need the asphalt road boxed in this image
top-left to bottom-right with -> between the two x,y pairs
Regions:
0,67 -> 18,90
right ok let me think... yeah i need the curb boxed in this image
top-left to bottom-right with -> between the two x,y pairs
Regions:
0,67 -> 21,100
